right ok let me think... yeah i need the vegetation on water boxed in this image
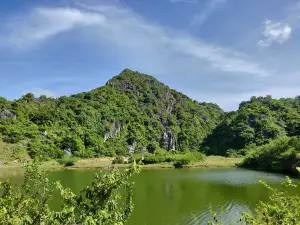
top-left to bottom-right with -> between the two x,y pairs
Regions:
209,168 -> 300,225
0,161 -> 140,225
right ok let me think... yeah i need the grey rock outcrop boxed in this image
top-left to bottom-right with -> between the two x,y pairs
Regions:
0,109 -> 16,119
63,147 -> 72,156
127,141 -> 137,154
104,121 -> 121,141
163,92 -> 176,115
160,129 -> 175,151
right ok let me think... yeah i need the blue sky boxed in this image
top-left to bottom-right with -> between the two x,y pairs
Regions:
0,0 -> 300,110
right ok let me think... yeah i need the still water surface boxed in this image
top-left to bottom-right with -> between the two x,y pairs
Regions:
1,168 -> 298,225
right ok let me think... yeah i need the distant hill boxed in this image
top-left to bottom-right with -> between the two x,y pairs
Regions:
0,69 -> 223,159
204,96 -> 300,156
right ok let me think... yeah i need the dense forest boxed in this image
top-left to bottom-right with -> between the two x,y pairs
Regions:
0,69 -> 299,174
0,69 -> 222,159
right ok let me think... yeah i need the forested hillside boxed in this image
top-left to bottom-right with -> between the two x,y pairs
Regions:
0,69 -> 223,160
1,69 -> 300,173
203,96 -> 300,174
204,96 -> 300,156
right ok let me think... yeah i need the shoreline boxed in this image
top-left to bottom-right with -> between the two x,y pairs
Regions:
0,156 -> 243,171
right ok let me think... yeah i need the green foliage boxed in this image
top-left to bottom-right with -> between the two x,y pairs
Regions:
0,69 -> 223,159
28,136 -> 63,160
130,151 -> 205,167
172,158 -> 191,168
0,161 -> 140,225
112,156 -> 126,164
225,149 -> 244,158
241,136 -> 300,174
204,96 -> 300,155
209,169 -> 300,225
0,141 -> 29,162
0,162 -> 55,224
56,156 -> 77,167
172,152 -> 205,168
242,175 -> 300,225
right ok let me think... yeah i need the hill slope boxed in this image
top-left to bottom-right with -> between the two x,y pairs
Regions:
204,96 -> 300,156
0,69 -> 223,159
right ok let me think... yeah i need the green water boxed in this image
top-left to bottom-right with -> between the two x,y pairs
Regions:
1,168 -> 298,224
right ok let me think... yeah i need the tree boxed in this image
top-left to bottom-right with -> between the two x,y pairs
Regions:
242,174 -> 300,225
22,93 -> 35,102
0,161 -> 140,225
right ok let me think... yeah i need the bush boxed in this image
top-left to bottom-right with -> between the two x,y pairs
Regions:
173,158 -> 191,168
141,154 -> 165,164
208,169 -> 300,225
28,137 -> 64,160
129,154 -> 143,164
57,156 -> 76,167
112,156 -> 125,164
241,136 -> 300,174
0,161 -> 141,224
225,148 -> 243,158
172,153 -> 201,168
128,152 -> 205,167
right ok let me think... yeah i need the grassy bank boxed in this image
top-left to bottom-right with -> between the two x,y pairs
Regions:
186,156 -> 243,168
0,156 -> 243,171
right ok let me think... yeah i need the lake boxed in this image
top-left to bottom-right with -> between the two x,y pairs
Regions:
0,167 -> 298,224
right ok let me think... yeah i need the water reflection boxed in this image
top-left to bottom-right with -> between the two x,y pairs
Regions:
0,167 -> 298,225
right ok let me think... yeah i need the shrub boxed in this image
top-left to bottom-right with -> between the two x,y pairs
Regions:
172,153 -> 201,168
208,168 -> 300,225
243,174 -> 300,224
141,154 -> 165,164
57,156 -> 76,167
112,156 -> 125,164
225,149 -> 243,158
128,152 -> 205,167
0,161 -> 141,224
129,154 -> 143,164
241,136 -> 300,174
173,158 -> 191,168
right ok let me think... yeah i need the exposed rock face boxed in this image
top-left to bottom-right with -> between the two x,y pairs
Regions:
0,109 -> 16,119
104,121 -> 121,141
160,129 -> 175,151
127,141 -> 137,155
63,147 -> 72,156
107,79 -> 137,93
163,92 -> 176,115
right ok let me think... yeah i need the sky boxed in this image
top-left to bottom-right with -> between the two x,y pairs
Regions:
0,0 -> 300,111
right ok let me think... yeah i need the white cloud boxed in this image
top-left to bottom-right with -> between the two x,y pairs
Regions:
0,4 -> 270,77
257,20 -> 292,47
4,8 -> 106,49
190,0 -> 227,27
31,88 -> 56,97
